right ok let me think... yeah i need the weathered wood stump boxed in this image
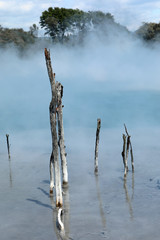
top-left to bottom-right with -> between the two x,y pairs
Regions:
122,124 -> 134,177
44,48 -> 68,207
6,134 -> 11,159
94,118 -> 101,174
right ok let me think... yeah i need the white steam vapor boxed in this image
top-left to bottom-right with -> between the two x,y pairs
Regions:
1,28 -> 160,132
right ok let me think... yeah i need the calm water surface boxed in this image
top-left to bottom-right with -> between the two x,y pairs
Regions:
1,90 -> 160,239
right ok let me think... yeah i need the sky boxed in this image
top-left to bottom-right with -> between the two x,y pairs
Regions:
0,0 -> 160,32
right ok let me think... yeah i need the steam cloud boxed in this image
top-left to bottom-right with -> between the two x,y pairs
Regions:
1,27 -> 160,134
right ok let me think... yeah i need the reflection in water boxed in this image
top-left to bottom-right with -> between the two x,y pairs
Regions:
8,158 -> 13,188
27,186 -> 70,239
131,172 -> 134,200
123,173 -> 134,220
50,186 -> 70,240
95,175 -> 107,230
63,186 -> 70,239
50,195 -> 62,240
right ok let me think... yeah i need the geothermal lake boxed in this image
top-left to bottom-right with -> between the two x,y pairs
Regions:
1,42 -> 160,239
1,88 -> 160,240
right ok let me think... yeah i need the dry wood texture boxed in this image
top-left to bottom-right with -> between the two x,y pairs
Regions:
122,134 -> 128,176
56,82 -> 68,185
6,134 -> 10,159
122,124 -> 134,176
94,118 -> 101,174
44,48 -> 64,207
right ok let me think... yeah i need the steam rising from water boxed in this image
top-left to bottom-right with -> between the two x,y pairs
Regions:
1,30 -> 160,132
1,29 -> 160,240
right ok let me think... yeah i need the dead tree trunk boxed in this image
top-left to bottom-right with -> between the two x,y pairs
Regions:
125,135 -> 130,174
94,118 -> 101,174
6,134 -> 10,159
122,124 -> 134,176
56,82 -> 68,185
124,124 -> 134,172
45,48 -> 63,207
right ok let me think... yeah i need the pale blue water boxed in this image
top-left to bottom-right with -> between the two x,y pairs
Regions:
64,89 -> 160,129
1,48 -> 160,239
1,89 -> 160,239
1,88 -> 160,130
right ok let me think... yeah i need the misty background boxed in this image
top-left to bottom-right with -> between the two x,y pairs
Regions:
1,11 -> 160,240
1,29 -> 160,134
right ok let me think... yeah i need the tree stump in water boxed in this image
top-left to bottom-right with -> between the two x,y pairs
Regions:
44,48 -> 68,207
6,134 -> 11,159
122,124 -> 134,177
94,118 -> 101,174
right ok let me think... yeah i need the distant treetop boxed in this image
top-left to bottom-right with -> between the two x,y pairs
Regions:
39,7 -> 117,43
136,22 -> 160,41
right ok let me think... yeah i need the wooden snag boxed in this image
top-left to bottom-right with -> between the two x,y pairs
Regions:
123,124 -> 134,173
44,48 -> 63,207
94,118 -> 101,174
6,134 -> 11,159
125,135 -> 130,173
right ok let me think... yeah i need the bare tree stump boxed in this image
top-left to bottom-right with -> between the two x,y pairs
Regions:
122,124 -> 134,176
6,134 -> 10,159
125,135 -> 130,174
94,118 -> 101,174
124,124 -> 134,172
45,48 -> 63,207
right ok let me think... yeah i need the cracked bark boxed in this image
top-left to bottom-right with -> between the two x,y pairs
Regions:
45,48 -> 63,207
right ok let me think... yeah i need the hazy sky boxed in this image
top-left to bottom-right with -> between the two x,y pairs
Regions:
0,0 -> 160,31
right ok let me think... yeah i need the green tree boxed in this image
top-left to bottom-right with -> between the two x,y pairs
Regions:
29,24 -> 39,37
88,11 -> 114,26
39,7 -> 115,43
0,25 -> 36,49
136,22 -> 160,41
40,7 -> 84,43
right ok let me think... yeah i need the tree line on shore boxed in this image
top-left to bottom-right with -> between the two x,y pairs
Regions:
1,7 -> 160,50
0,24 -> 38,50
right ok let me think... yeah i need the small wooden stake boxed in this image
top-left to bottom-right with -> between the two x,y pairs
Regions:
122,134 -> 128,176
6,134 -> 10,159
122,124 -> 134,175
124,124 -> 134,172
94,118 -> 101,174
125,135 -> 130,173
122,134 -> 126,166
